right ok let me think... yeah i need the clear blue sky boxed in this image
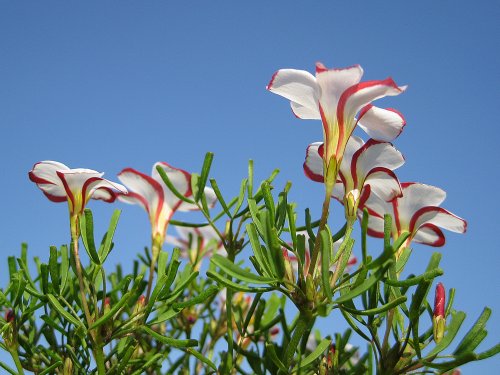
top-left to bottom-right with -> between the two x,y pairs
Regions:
1,1 -> 498,372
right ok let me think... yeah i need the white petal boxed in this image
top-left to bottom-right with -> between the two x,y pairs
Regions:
338,79 -> 406,124
316,63 -> 364,116
357,105 -> 406,141
396,183 -> 447,224
364,169 -> 402,201
412,224 -> 445,247
331,182 -> 345,202
118,168 -> 163,216
267,69 -> 320,116
354,141 -> 404,183
29,160 -> 70,184
291,101 -> 321,119
153,162 -> 194,209
411,207 -> 467,235
303,142 -> 324,182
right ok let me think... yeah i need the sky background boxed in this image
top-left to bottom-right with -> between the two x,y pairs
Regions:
1,1 -> 499,373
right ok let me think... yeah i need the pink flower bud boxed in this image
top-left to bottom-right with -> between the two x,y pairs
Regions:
5,309 -> 14,323
138,295 -> 146,306
434,282 -> 445,318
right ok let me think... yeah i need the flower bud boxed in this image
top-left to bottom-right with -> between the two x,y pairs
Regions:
5,309 -> 15,323
305,274 -> 315,301
344,189 -> 360,221
282,249 -> 295,287
433,282 -> 446,343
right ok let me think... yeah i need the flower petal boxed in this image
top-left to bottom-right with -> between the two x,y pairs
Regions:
338,79 -> 406,127
117,168 -> 164,218
291,101 -> 321,119
354,140 -> 404,180
364,168 -> 402,202
303,142 -> 324,182
28,161 -> 69,202
315,63 -> 364,117
396,183 -> 447,222
412,224 -> 446,247
267,69 -> 320,117
410,206 -> 467,235
357,105 -> 406,141
153,162 -> 198,211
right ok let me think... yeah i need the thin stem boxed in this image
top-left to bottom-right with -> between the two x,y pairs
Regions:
8,347 -> 25,375
329,221 -> 354,290
145,239 -> 161,304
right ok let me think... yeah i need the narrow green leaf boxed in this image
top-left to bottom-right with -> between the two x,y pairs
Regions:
340,309 -> 370,341
210,178 -> 232,217
148,308 -> 181,325
247,223 -> 275,278
172,285 -> 219,309
248,159 -> 254,198
427,310 -> 466,357
334,261 -> 392,304
142,326 -> 197,348
232,178 -> 248,216
454,307 -> 491,356
266,343 -> 287,372
98,209 -> 121,263
320,228 -> 332,301
89,292 -> 132,330
207,271 -> 272,293
361,209 -> 369,263
0,361 -> 18,375
186,348 -> 217,371
196,152 -> 214,202
211,254 -> 278,284
341,296 -> 407,316
39,361 -> 63,375
156,165 -> 195,204
60,245 -> 69,291
385,268 -> 443,287
80,209 -> 101,265
49,246 -> 60,293
46,294 -> 84,329
298,338 -> 330,369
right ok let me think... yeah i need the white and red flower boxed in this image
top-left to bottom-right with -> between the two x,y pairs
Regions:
304,136 -> 404,219
117,162 -> 217,241
362,183 -> 467,247
29,161 -> 127,216
165,225 -> 225,262
267,62 -> 406,174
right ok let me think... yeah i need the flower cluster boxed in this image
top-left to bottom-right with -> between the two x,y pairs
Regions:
268,62 -> 466,250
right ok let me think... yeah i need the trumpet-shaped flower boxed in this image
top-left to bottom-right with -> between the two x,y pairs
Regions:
362,183 -> 467,247
29,161 -> 127,217
117,162 -> 217,242
267,62 -> 406,180
165,225 -> 225,264
304,136 -> 404,220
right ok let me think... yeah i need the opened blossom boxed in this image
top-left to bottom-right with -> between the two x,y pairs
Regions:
362,183 -> 467,247
304,136 -> 404,220
117,162 -> 217,244
29,161 -> 127,217
165,225 -> 225,265
267,62 -> 406,184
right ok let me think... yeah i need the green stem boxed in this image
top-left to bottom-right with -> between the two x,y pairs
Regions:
8,347 -> 25,375
145,237 -> 161,304
282,311 -> 312,371
329,220 -> 354,290
93,343 -> 106,375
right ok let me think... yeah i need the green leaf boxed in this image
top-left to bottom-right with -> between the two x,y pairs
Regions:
39,361 -> 63,375
98,210 -> 121,263
232,178 -> 248,216
207,271 -> 272,293
60,245 -> 69,292
340,296 -> 407,316
248,159 -> 254,199
211,254 -> 278,284
427,310 -> 466,357
385,268 -> 443,287
156,165 -> 195,204
196,152 -> 214,202
210,178 -> 232,217
334,261 -> 392,304
320,228 -> 332,301
148,308 -> 181,325
80,209 -> 101,265
142,326 -> 197,348
266,343 -> 287,372
172,285 -> 219,309
247,223 -> 275,278
297,338 -> 330,369
49,246 -> 60,293
46,294 -> 85,330
89,292 -> 132,330
185,348 -> 218,371
454,307 -> 491,356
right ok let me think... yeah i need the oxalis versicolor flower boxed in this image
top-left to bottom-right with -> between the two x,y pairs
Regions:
362,182 -> 467,248
29,161 -> 127,217
165,225 -> 225,266
117,162 -> 217,244
304,135 -> 404,220
267,62 -> 406,185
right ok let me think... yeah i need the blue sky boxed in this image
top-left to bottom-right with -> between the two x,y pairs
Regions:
1,1 -> 499,372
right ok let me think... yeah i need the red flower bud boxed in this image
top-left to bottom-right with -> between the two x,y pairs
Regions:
434,282 -> 445,318
5,309 -> 14,323
270,327 -> 280,336
138,295 -> 146,306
